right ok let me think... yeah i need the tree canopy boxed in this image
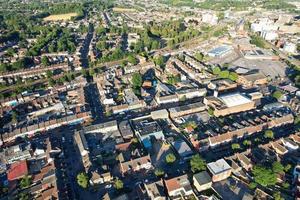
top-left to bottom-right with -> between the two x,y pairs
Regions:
154,168 -> 165,177
20,175 -> 31,189
264,130 -> 274,139
252,165 -> 277,187
231,143 -> 241,150
272,161 -> 284,174
165,153 -> 176,164
131,73 -> 143,88
190,154 -> 206,173
77,172 -> 89,189
272,90 -> 283,100
114,178 -> 124,190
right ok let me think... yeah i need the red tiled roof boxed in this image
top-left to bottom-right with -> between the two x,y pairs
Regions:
165,178 -> 181,192
7,160 -> 28,181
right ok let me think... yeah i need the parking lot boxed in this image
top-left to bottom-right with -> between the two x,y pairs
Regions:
231,57 -> 288,79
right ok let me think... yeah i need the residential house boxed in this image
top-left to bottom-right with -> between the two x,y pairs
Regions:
7,160 -> 28,181
90,171 -> 112,185
171,139 -> 193,160
271,142 -> 288,155
164,174 -> 195,199
144,180 -> 166,200
207,159 -> 232,182
193,171 -> 212,192
237,153 -> 252,171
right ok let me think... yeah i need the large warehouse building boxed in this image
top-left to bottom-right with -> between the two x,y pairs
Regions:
204,93 -> 256,116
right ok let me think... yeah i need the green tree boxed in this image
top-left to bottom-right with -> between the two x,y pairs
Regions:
20,175 -> 31,189
273,191 -> 283,200
282,182 -> 290,189
208,107 -> 214,116
190,154 -> 206,173
252,165 -> 277,187
48,78 -> 56,87
243,140 -> 251,146
295,116 -> 300,126
11,110 -> 18,124
284,164 -> 292,172
154,168 -> 165,177
114,178 -> 124,190
167,39 -> 175,49
154,55 -> 165,69
6,48 -> 16,57
212,66 -> 221,75
165,153 -> 176,164
272,161 -> 284,174
217,12 -> 225,20
264,130 -> 274,139
228,72 -> 238,81
272,90 -> 283,100
231,143 -> 240,150
127,55 -> 138,65
249,182 -> 257,190
81,69 -> 88,77
250,35 -> 266,48
89,68 -> 95,76
41,56 -> 50,66
96,40 -> 107,50
46,70 -> 53,78
77,172 -> 89,189
195,52 -> 204,61
131,73 -> 142,88
219,70 -> 229,79
96,26 -> 106,35
18,192 -> 29,200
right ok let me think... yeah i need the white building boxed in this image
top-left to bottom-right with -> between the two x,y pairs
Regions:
202,12 -> 218,25
283,42 -> 297,54
261,31 -> 278,41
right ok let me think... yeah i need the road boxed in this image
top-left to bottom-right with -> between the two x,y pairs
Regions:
80,23 -> 94,70
84,83 -> 104,121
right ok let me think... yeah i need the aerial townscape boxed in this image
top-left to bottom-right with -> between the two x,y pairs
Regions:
1,0 -> 300,200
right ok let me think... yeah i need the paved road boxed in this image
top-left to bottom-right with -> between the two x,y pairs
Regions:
80,23 -> 94,69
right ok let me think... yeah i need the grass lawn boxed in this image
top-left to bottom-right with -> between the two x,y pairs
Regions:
43,13 -> 78,21
112,7 -> 136,12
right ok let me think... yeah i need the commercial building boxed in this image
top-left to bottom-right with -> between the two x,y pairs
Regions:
176,88 -> 207,100
241,49 -> 278,60
207,159 -> 232,182
168,102 -> 206,118
73,131 -> 91,172
132,118 -> 165,149
207,45 -> 233,57
283,42 -> 297,54
237,72 -> 268,88
208,79 -> 238,92
118,120 -> 134,139
204,93 -> 256,117
155,93 -> 179,105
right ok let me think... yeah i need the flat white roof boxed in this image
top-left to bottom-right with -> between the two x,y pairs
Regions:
219,93 -> 253,107
207,159 -> 231,175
